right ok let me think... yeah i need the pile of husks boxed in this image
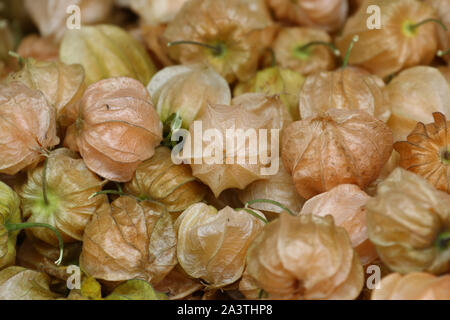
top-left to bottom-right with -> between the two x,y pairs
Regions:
0,0 -> 449,300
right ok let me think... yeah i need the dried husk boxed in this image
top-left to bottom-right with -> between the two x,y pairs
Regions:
266,0 -> 348,32
147,64 -> 231,128
17,148 -> 108,247
426,0 -> 450,64
175,203 -> 266,288
438,66 -> 450,89
129,0 -> 188,25
233,67 -> 305,120
0,266 -> 61,300
80,196 -> 177,284
385,66 -> 450,142
17,34 -> 59,61
60,24 -> 156,86
365,150 -> 400,197
0,82 -> 59,175
0,20 -> 15,65
335,0 -> 438,78
140,24 -> 174,67
163,0 -> 274,83
394,112 -> 449,193
282,109 -> 393,199
245,213 -> 364,300
0,181 -> 21,269
203,189 -> 244,211
179,94 -> 287,197
371,272 -> 450,300
153,266 -> 203,300
300,184 -> 377,266
6,57 -> 85,127
124,146 -> 207,213
64,77 -> 163,182
238,162 -> 305,221
299,67 -> 390,122
272,27 -> 336,77
25,0 -> 114,41
366,168 -> 450,274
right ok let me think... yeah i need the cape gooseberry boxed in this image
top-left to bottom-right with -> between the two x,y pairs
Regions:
16,35 -> 59,62
426,0 -> 450,64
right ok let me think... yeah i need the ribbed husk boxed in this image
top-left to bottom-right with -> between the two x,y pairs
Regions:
384,66 -> 450,142
394,112 -> 449,193
336,0 -> 438,78
299,67 -> 390,122
140,24 -> 174,67
129,0 -> 188,25
80,196 -> 177,284
245,213 -> 364,300
0,266 -> 61,300
426,0 -> 450,64
17,148 -> 108,247
0,82 -> 59,175
6,57 -> 85,127
273,27 -> 336,77
153,266 -> 203,300
366,168 -> 450,274
300,184 -> 377,266
16,35 -> 59,61
60,24 -> 156,86
147,64 -> 231,128
124,146 -> 207,213
163,0 -> 274,83
175,203 -> 265,288
266,0 -> 348,32
282,109 -> 393,199
364,150 -> 400,197
64,77 -> 162,182
0,181 -> 21,269
372,272 -> 450,300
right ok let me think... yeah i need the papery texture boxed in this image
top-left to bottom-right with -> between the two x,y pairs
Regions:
153,266 -> 203,300
426,0 -> 450,64
17,35 -> 59,61
0,181 -> 21,269
130,0 -> 188,25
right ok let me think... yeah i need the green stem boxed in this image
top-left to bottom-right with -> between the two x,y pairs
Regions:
342,35 -> 359,68
8,51 -> 24,67
42,157 -> 49,206
435,231 -> 450,250
409,18 -> 447,32
296,41 -> 340,57
167,40 -> 223,56
437,49 -> 450,57
267,48 -> 276,67
115,182 -> 123,193
244,199 -> 295,216
235,208 -> 268,224
5,222 -> 64,265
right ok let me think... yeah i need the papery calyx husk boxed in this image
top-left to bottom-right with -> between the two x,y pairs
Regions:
60,24 -> 156,86
6,56 -> 85,127
124,146 -> 207,213
245,213 -> 364,300
0,82 -> 59,175
300,184 -> 377,265
16,35 -> 59,62
336,0 -> 439,78
0,266 -> 61,300
175,203 -> 266,288
233,66 -> 305,120
129,0 -> 188,25
273,27 -> 337,77
17,148 -> 108,247
365,168 -> 450,274
299,66 -> 390,122
64,77 -> 163,182
0,181 -> 21,269
394,112 -> 450,193
426,0 -> 450,64
147,63 -> 231,128
163,0 -> 274,83
80,196 -> 177,284
282,108 -> 393,199
153,266 -> 203,300
385,66 -> 450,142
266,0 -> 348,32
371,272 -> 450,300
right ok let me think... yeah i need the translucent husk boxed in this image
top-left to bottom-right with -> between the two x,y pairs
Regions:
394,112 -> 450,193
365,150 -> 400,197
385,66 -> 450,142
273,27 -> 336,77
64,77 -> 163,182
153,266 -> 203,300
124,146 -> 207,213
336,0 -> 439,78
163,0 -> 274,83
0,181 -> 21,269
17,148 -> 108,247
175,203 -> 266,288
129,0 -> 188,25
426,0 -> 450,64
80,196 -> 177,284
147,64 -> 231,128
365,168 -> 450,274
282,109 -> 393,199
245,213 -> 364,300
372,272 -> 450,300
60,24 -> 156,86
233,66 -> 305,120
300,184 -> 377,265
140,24 -> 174,67
266,0 -> 348,32
299,66 -> 390,122
16,34 -> 59,61
0,82 -> 59,175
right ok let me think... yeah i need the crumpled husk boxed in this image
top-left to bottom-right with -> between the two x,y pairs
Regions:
17,34 -> 59,61
153,266 -> 203,300
0,181 -> 21,269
